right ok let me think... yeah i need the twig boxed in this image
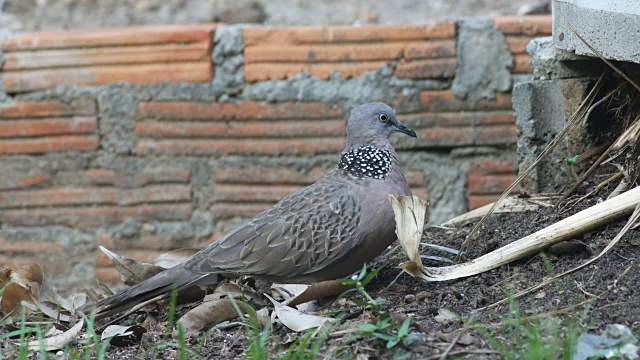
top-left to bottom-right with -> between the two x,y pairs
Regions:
438,326 -> 469,360
477,202 -> 640,310
423,349 -> 500,360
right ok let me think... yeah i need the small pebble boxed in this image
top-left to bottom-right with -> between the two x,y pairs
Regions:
404,294 -> 416,304
416,291 -> 429,300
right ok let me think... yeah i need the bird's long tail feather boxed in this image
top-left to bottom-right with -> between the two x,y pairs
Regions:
82,265 -> 220,319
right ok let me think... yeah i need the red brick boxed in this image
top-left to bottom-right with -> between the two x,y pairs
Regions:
137,101 -> 343,121
505,36 -> 535,54
0,135 -> 99,154
2,24 -> 218,51
1,203 -> 193,227
469,159 -> 516,175
245,43 -> 405,64
397,125 -> 516,148
245,41 -> 455,64
118,185 -> 192,206
4,42 -> 211,70
419,90 -> 512,111
394,58 -> 457,79
95,267 -> 123,284
400,111 -> 515,127
1,207 -> 120,227
143,167 -> 191,184
244,61 -> 385,81
215,165 -> 332,184
4,61 -> 212,93
84,169 -> 116,186
404,40 -> 456,60
0,117 -> 96,138
494,16 -> 552,36
215,184 -> 303,202
135,119 -> 345,138
512,54 -> 532,74
243,22 -> 456,46
17,174 -> 49,188
0,187 -> 118,209
117,203 -> 193,222
0,101 -> 96,119
137,138 -> 346,156
469,194 -> 501,210
468,174 -> 516,195
0,237 -> 64,254
476,126 -> 517,145
211,203 -> 272,220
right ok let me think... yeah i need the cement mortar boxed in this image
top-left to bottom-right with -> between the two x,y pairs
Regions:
213,24 -> 247,91
452,18 -> 513,103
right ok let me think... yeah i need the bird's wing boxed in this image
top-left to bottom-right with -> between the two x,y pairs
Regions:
183,175 -> 362,278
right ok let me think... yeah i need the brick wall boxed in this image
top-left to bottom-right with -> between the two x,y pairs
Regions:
0,17 -> 551,285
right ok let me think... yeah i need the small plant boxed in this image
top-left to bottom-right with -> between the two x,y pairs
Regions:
230,296 -> 270,360
337,264 -> 385,310
358,313 -> 418,349
339,265 -> 420,350
565,155 -> 581,181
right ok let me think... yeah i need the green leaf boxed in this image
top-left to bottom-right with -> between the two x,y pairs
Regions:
362,265 -> 384,286
565,155 -> 580,166
336,278 -> 357,285
357,264 -> 367,281
398,318 -> 411,336
358,324 -> 378,334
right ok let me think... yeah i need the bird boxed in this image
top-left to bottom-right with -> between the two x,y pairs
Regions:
86,102 -> 417,318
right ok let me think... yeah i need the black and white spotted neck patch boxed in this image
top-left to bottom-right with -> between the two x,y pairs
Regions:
338,145 -> 392,179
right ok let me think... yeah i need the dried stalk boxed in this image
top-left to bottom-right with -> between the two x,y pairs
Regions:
423,185 -> 640,282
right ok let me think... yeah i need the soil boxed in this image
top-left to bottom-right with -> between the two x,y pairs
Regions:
2,166 -> 639,359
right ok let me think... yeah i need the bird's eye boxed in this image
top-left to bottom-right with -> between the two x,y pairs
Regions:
378,113 -> 389,123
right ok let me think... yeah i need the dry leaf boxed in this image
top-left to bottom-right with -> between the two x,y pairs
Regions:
434,308 -> 458,324
101,324 -> 147,347
271,284 -> 309,302
178,298 -> 243,333
25,319 -> 84,352
388,195 -> 430,279
100,246 -> 164,286
153,248 -> 200,269
264,294 -> 331,332
1,264 -> 44,315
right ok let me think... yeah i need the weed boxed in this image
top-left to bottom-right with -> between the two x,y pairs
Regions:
339,265 -> 420,350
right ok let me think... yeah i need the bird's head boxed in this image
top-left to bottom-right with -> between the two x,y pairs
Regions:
345,102 -> 416,149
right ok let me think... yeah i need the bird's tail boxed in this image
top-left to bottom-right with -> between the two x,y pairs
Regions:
82,264 -> 220,319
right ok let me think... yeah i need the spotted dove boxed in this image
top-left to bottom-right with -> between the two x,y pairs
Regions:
88,102 -> 417,317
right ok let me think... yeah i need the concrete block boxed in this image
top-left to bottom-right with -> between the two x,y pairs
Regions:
554,0 -> 640,64
528,36 -> 604,80
513,77 -> 595,193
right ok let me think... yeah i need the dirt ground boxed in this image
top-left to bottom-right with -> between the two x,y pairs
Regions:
31,164 -> 632,359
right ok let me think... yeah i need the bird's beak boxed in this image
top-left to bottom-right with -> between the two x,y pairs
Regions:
393,121 -> 417,138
